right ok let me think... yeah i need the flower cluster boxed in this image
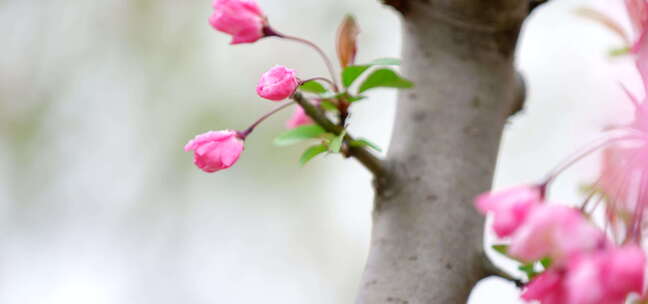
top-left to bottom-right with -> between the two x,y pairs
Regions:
477,1 -> 648,303
477,186 -> 645,303
185,0 -> 412,173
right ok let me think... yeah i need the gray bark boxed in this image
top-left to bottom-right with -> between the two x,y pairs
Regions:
357,1 -> 528,303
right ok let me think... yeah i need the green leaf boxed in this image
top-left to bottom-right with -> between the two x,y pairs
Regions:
300,144 -> 328,165
341,58 -> 403,88
300,81 -> 328,93
347,95 -> 367,103
358,69 -> 413,93
608,46 -> 630,57
274,125 -> 326,146
329,130 -> 347,153
492,244 -> 509,256
518,263 -> 538,279
368,58 -> 401,65
539,257 -> 552,269
349,138 -> 382,152
342,65 -> 370,88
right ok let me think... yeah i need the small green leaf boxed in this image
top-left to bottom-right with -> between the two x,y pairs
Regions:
274,125 -> 326,146
518,263 -> 538,279
368,58 -> 401,65
300,81 -> 328,93
358,69 -> 413,93
300,144 -> 328,165
608,46 -> 630,57
341,58 -> 403,88
329,130 -> 347,153
539,257 -> 552,269
492,244 -> 509,256
349,138 -> 382,152
347,95 -> 367,103
342,65 -> 370,88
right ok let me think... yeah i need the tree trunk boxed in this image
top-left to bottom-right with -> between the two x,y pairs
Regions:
357,1 -> 528,303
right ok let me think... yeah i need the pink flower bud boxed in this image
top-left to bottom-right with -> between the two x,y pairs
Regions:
475,185 -> 541,237
286,104 -> 314,129
209,0 -> 267,45
184,130 -> 244,173
256,65 -> 300,101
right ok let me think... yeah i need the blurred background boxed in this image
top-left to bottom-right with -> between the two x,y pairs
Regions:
0,0 -> 640,303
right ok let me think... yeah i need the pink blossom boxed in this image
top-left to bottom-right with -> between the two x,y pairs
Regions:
521,270 -> 566,304
256,65 -> 300,101
286,105 -> 313,129
522,246 -> 645,304
474,185 -> 541,237
184,130 -> 244,173
598,245 -> 645,301
565,245 -> 645,304
209,0 -> 267,45
508,205 -> 606,264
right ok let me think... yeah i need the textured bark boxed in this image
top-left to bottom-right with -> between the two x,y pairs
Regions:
357,1 -> 528,303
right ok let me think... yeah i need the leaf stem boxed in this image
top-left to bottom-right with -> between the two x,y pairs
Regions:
543,131 -> 646,187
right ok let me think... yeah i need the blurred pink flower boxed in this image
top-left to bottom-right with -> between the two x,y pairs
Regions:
474,185 -> 541,237
209,0 -> 267,45
600,245 -> 645,301
508,205 -> 606,264
184,130 -> 244,173
257,65 -> 300,101
565,245 -> 645,304
286,105 -> 313,129
522,245 -> 645,304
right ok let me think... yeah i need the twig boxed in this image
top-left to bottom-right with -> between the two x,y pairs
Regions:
529,0 -> 548,13
509,72 -> 526,117
291,92 -> 387,178
482,254 -> 525,288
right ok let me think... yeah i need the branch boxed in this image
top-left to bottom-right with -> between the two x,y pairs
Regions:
291,92 -> 388,179
357,0 -> 527,302
529,0 -> 548,13
382,0 -> 408,15
509,72 -> 527,117
482,253 -> 524,288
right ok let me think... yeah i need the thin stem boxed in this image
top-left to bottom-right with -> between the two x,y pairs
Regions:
240,101 -> 295,138
620,83 -> 641,111
273,31 -> 339,91
291,92 -> 386,178
482,253 -> 524,288
544,132 -> 646,186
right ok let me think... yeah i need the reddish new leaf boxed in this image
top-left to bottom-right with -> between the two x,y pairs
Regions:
336,15 -> 360,68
